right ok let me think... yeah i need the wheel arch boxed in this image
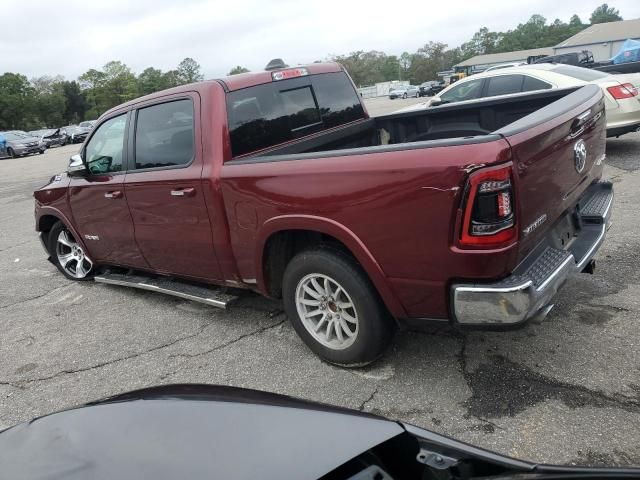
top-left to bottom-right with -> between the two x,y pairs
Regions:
256,215 -> 406,319
36,207 -> 88,253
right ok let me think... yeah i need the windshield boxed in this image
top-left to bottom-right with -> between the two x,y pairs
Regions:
3,132 -> 29,140
1,0 -> 638,474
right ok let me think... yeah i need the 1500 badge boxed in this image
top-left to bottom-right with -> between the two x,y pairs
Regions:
523,214 -> 547,237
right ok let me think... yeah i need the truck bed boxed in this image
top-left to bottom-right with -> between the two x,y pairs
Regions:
236,87 -> 582,161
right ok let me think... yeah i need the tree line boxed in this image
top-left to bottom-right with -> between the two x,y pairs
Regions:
329,4 -> 622,87
0,57 -> 204,131
0,4 -> 623,130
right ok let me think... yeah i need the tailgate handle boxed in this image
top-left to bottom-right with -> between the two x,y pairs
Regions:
570,109 -> 591,137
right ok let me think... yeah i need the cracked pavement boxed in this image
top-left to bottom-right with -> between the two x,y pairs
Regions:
1,122 -> 639,467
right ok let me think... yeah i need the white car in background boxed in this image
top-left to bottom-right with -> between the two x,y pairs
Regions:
389,85 -> 420,99
484,62 -> 526,72
396,64 -> 640,137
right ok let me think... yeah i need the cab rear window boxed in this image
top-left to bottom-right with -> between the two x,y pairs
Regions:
226,72 -> 365,157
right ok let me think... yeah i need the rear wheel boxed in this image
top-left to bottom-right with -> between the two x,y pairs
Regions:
7,148 -> 15,158
48,222 -> 94,281
282,248 -> 394,366
402,93 -> 407,99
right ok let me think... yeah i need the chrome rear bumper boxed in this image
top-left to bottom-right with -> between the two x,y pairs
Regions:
452,181 -> 613,326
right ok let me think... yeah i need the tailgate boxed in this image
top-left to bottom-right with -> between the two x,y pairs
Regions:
495,85 -> 607,260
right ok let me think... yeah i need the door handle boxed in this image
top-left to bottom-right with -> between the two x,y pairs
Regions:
170,187 -> 196,197
104,190 -> 123,199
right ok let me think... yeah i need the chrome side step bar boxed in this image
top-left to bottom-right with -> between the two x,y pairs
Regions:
94,272 -> 238,309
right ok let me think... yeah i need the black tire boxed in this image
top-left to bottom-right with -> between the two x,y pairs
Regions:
48,221 -> 95,281
7,147 -> 15,158
282,247 -> 395,367
402,93 -> 407,99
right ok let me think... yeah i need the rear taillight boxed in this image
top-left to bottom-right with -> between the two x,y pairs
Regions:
607,83 -> 638,100
459,163 -> 517,248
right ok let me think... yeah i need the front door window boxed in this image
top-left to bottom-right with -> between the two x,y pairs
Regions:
84,114 -> 127,174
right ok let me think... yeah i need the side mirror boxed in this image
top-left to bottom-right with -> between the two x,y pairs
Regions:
67,153 -> 87,176
430,96 -> 443,107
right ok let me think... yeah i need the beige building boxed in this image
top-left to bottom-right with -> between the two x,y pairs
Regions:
454,47 -> 554,73
454,18 -> 640,72
554,18 -> 640,61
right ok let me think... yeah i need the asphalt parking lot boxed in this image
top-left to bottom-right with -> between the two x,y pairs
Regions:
1,100 -> 639,467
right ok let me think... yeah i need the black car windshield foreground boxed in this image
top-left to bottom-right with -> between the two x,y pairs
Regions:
1,385 -> 639,480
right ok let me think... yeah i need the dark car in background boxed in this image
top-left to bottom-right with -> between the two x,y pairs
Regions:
29,128 -> 68,148
61,125 -> 90,144
0,131 -> 46,157
419,80 -> 445,97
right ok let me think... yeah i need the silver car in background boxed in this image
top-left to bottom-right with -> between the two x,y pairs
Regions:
79,120 -> 97,129
389,85 -> 420,99
0,131 -> 46,157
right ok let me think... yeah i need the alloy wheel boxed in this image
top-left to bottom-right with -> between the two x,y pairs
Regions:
295,273 -> 359,350
55,230 -> 93,279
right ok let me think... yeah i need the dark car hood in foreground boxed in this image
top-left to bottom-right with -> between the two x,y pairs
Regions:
1,384 -> 639,479
0,385 -> 403,480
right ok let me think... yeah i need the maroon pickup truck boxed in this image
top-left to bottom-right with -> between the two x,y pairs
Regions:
34,61 -> 613,366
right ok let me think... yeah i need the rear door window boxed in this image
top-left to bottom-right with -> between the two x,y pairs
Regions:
133,99 -> 194,170
485,75 -> 525,97
226,72 -> 365,157
522,75 -> 553,92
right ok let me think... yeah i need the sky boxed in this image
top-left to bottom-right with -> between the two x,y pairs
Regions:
1,0 -> 640,81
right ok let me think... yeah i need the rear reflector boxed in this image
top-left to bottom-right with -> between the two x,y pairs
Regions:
607,83 -> 638,100
271,68 -> 309,81
459,163 -> 517,248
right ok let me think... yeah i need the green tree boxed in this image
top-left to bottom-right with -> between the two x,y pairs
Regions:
176,57 -> 204,84
497,14 -> 549,51
80,61 -> 137,118
461,27 -> 501,59
590,4 -> 622,24
331,50 -> 398,86
227,66 -> 250,75
399,52 -> 411,80
410,42 -> 450,83
0,73 -> 34,130
61,81 -> 86,123
102,61 -> 138,105
569,14 -> 583,27
30,76 -> 67,128
162,70 -> 181,89
138,67 -> 168,96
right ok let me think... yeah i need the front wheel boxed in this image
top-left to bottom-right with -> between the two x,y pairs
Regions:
48,222 -> 94,281
402,93 -> 407,99
282,248 -> 395,366
7,147 -> 15,158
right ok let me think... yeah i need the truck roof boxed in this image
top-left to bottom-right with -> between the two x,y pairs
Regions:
219,62 -> 343,91
101,62 -> 344,118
